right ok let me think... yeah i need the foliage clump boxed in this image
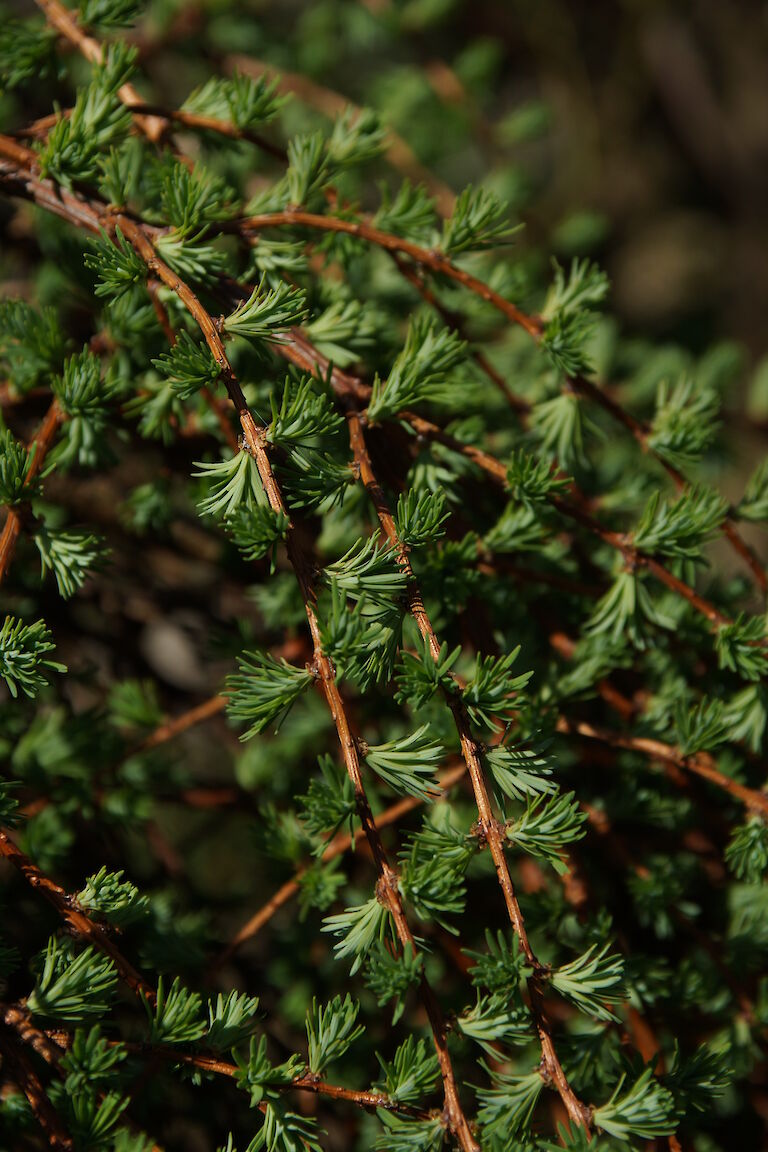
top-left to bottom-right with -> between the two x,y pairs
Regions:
0,3 -> 764,1151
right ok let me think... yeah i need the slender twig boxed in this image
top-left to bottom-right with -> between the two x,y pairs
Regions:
121,1042 -> 433,1117
0,857 -> 434,1126
33,0 -> 166,142
125,102 -> 287,160
2,1005 -> 431,1121
550,630 -> 768,812
241,208 -> 540,334
557,716 -> 768,817
134,694 -> 226,754
3,1005 -> 65,1065
16,102 -> 286,163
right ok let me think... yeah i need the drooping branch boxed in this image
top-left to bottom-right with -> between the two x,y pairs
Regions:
239,207 -> 765,592
33,0 -> 166,142
279,328 -> 751,643
0,123 -> 479,1143
0,12 -> 758,1152
28,0 -> 766,593
110,212 -> 478,1152
3,1003 -> 431,1137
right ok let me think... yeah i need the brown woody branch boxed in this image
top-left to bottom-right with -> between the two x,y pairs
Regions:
0,120 -> 475,1142
281,326 -> 752,643
33,0 -> 166,142
12,172 -> 472,1126
26,0 -> 767,592
4,1004 -> 428,1142
550,630 -> 768,814
122,1042 -> 433,1117
557,716 -> 768,817
0,61 -> 759,1137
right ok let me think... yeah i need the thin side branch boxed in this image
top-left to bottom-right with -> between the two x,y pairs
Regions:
33,0 -> 166,141
557,717 -> 768,816
0,136 -> 748,646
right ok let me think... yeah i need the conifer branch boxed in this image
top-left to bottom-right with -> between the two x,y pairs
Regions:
277,329 -> 752,644
240,208 -> 540,335
574,372 -> 766,593
0,137 -> 751,649
226,54 -> 457,215
346,411 -> 592,1132
389,248 -> 767,610
121,1042 -> 433,1117
1,18 -> 758,1151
